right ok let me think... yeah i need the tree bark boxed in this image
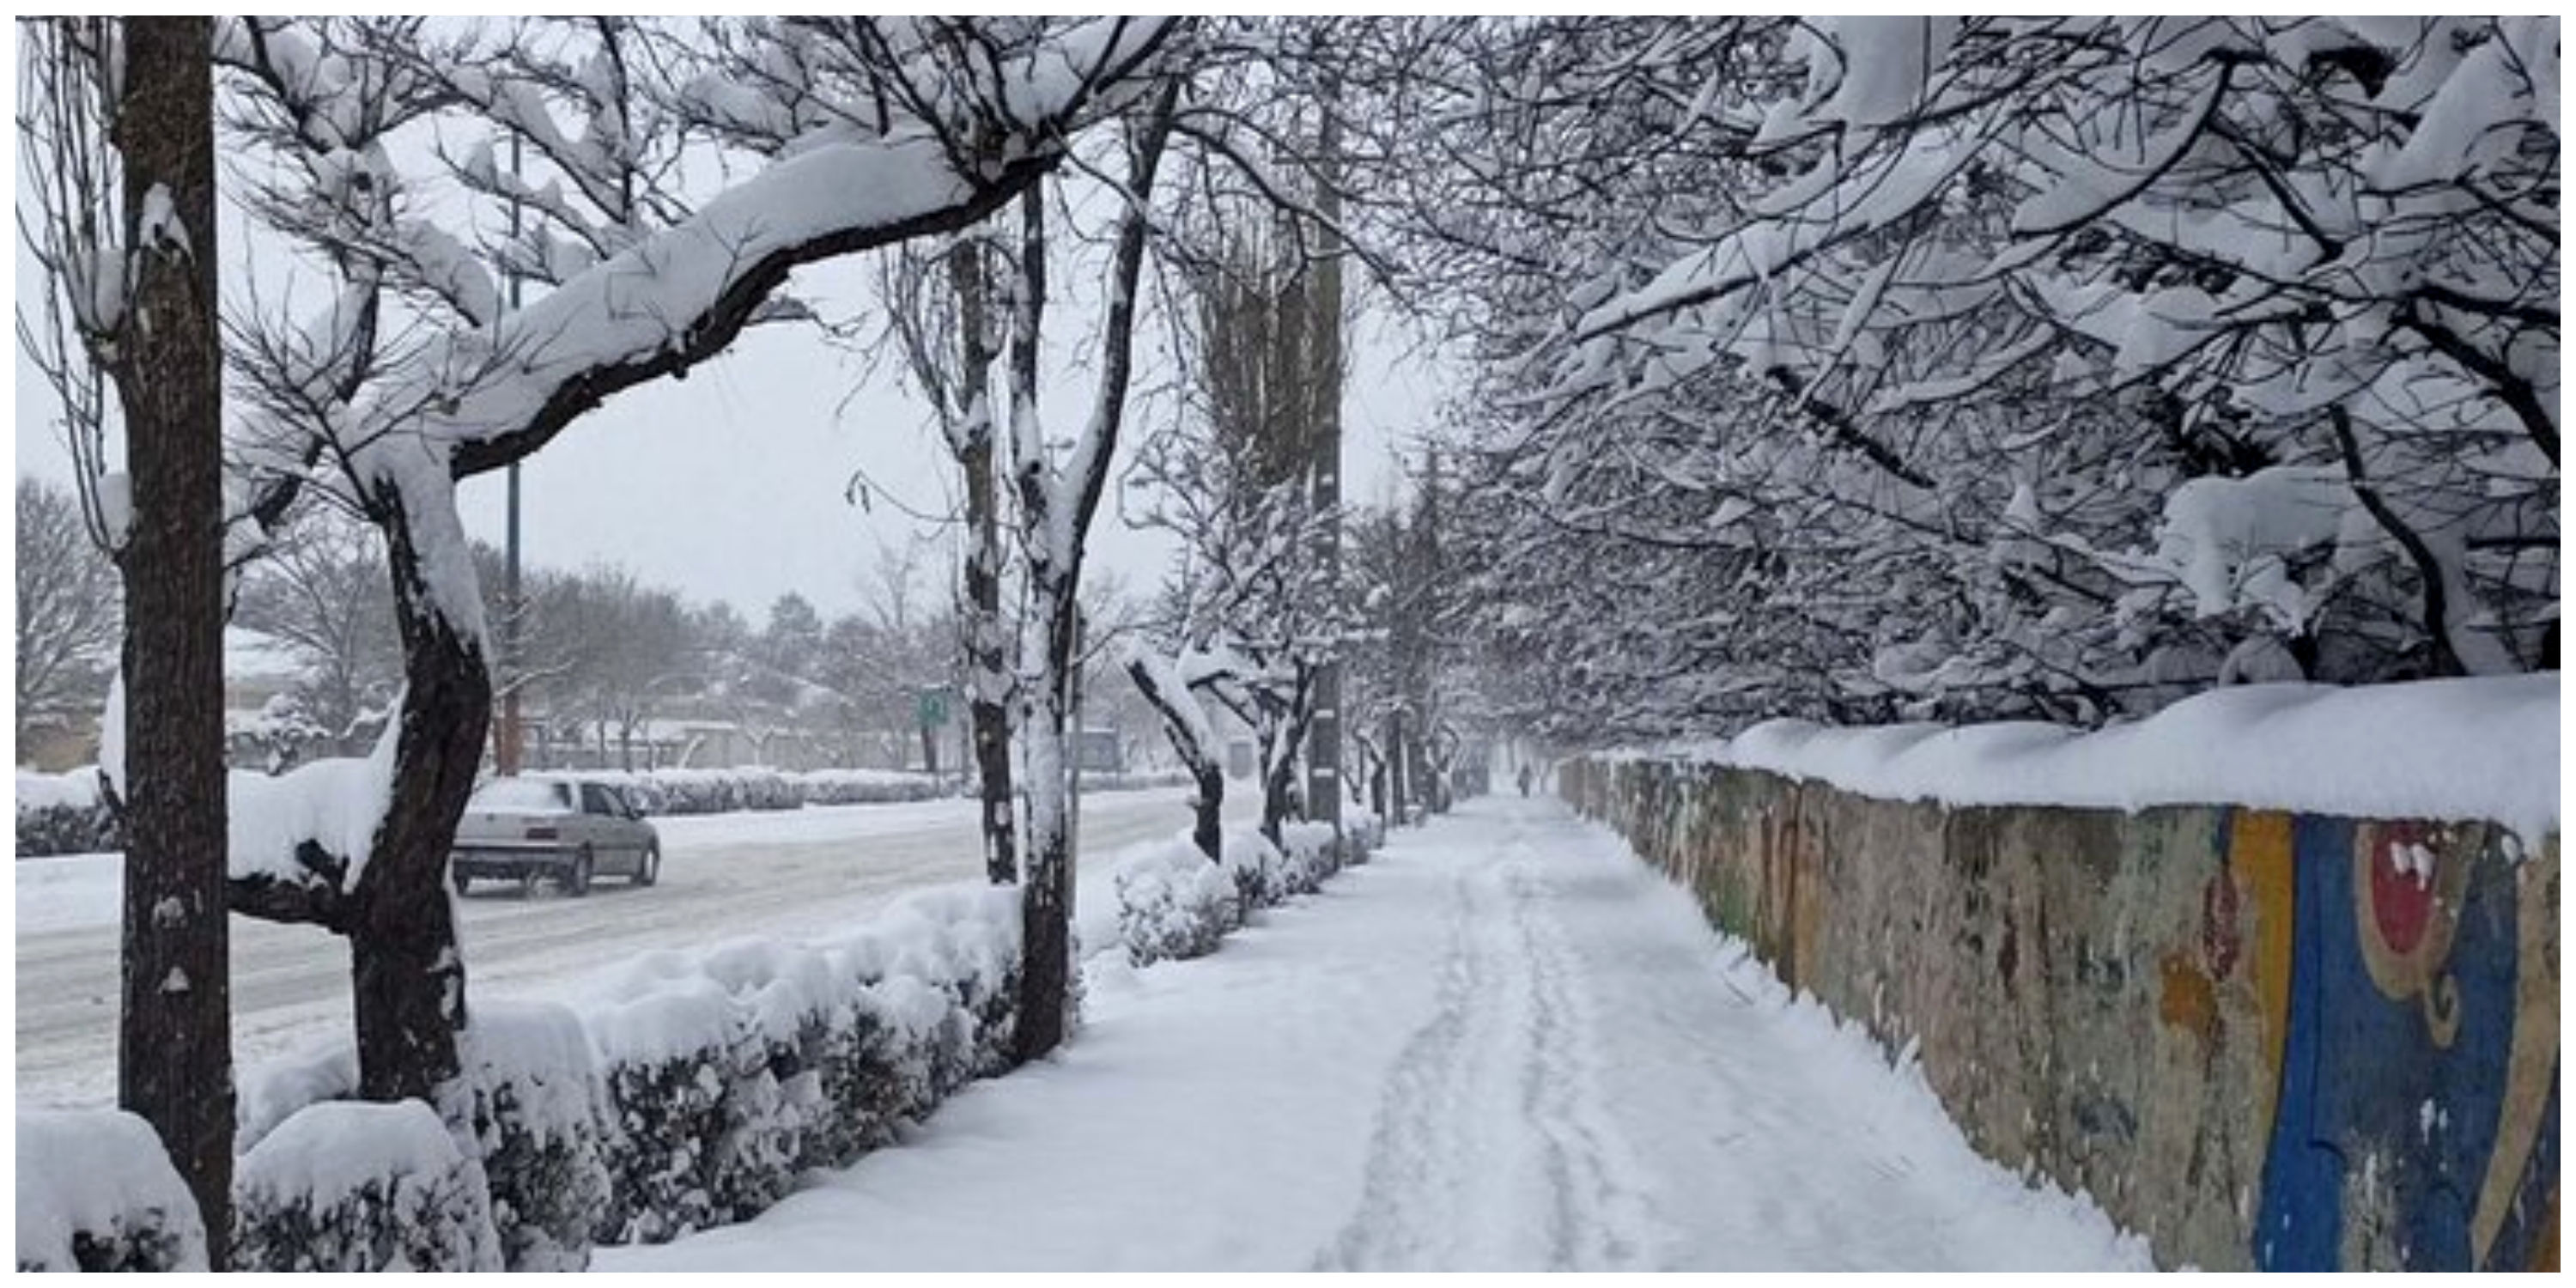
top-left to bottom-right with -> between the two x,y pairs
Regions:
345,492 -> 483,1103
949,235 -> 1019,886
1014,85 -> 1179,1062
1126,656 -> 1224,860
1011,182 -> 1074,1063
107,17 -> 234,1258
1258,665 -> 1315,845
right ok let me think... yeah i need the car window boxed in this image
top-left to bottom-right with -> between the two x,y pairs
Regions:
580,784 -> 615,816
471,779 -> 569,812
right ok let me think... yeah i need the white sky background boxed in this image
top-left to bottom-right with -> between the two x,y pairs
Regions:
12,32 -> 1450,623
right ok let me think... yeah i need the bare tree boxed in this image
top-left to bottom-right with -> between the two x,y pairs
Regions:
15,477 -> 122,750
875,229 -> 1022,877
231,513 -> 402,756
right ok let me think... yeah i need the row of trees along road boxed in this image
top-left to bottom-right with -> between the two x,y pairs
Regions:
17,476 -> 1004,775
20,16 -> 1182,1249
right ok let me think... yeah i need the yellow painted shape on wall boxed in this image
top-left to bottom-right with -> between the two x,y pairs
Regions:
2473,839 -> 2558,1267
2228,811 -> 2296,1142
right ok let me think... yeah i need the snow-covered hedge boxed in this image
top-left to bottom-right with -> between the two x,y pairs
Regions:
549,766 -> 951,815
1115,822 -> 1373,968
453,1002 -> 616,1271
15,768 -> 117,858
1115,838 -> 1243,965
232,1100 -> 501,1272
582,886 -> 1020,1243
15,1109 -> 209,1272
795,768 -> 956,807
233,1002 -> 612,1272
222,884 -> 1027,1266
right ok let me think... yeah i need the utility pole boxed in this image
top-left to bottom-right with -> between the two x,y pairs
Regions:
1305,56 -> 1346,838
497,135 -> 526,775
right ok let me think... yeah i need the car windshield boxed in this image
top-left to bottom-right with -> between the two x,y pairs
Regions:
470,779 -> 570,813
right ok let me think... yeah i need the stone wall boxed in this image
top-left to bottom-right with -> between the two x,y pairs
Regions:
1563,756 -> 2559,1272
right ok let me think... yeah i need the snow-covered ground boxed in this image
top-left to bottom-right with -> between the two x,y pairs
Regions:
598,797 -> 2154,1272
15,787 -> 1232,1109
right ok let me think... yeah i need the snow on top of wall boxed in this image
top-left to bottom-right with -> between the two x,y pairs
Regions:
1626,675 -> 2560,844
16,1108 -> 210,1271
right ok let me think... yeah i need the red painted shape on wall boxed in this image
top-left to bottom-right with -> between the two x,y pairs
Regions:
2369,822 -> 2435,956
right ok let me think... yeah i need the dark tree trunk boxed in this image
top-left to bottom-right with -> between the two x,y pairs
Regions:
1126,656 -> 1224,861
1257,671 -> 1314,847
1386,708 -> 1409,825
106,17 -> 233,1259
346,494 -> 484,1103
953,236 -> 1018,886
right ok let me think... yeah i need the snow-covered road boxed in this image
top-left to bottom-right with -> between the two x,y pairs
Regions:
15,787 -> 1226,1110
598,796 -> 2154,1272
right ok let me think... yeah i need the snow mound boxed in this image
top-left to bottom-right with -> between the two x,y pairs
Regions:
234,1099 -> 503,1272
15,1109 -> 209,1272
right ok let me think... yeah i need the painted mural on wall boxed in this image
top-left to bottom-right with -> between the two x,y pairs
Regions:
2256,819 -> 2558,1271
1563,758 -> 2561,1273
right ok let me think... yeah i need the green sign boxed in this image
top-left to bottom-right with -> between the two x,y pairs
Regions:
916,688 -> 951,728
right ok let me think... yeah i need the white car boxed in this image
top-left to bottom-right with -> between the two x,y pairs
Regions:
450,776 -> 660,896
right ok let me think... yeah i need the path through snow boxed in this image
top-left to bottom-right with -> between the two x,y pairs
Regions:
598,797 -> 2153,1272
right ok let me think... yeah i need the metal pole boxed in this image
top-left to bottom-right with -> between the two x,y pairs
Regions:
498,135 -> 526,775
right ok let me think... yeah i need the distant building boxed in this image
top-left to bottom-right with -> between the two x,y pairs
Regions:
1077,726 -> 1124,775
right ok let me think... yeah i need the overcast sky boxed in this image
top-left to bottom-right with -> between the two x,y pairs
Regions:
14,111 -> 1454,624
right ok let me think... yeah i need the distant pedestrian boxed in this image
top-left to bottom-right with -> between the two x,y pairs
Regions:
1517,763 -> 1534,797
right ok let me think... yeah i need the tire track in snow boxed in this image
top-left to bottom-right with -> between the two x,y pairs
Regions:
1320,814 -> 1664,1270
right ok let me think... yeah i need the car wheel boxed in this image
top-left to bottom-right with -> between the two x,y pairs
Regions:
564,847 -> 595,897
635,843 -> 659,888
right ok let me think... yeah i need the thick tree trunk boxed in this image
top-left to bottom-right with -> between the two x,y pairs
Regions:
107,17 -> 233,1257
347,497 -> 484,1103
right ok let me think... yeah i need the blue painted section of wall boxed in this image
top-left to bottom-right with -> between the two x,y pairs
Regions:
2257,815 -> 2343,1269
2258,816 -> 2557,1270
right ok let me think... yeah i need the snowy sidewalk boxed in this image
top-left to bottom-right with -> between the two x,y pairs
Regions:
596,798 -> 2150,1272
